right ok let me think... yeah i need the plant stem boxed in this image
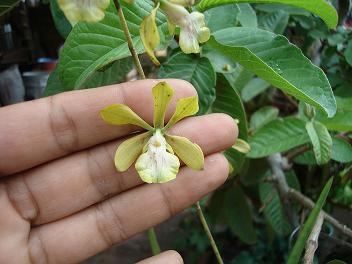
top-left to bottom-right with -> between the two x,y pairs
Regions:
196,201 -> 224,264
147,228 -> 161,255
113,0 -> 160,255
113,0 -> 146,79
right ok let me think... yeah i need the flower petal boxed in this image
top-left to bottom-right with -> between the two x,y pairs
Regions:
232,139 -> 251,154
100,104 -> 153,130
153,82 -> 174,128
179,29 -> 200,54
165,134 -> 204,170
140,4 -> 161,66
58,0 -> 110,25
164,96 -> 198,130
115,131 -> 152,171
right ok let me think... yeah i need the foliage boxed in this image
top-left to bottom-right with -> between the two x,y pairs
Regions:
44,0 -> 352,263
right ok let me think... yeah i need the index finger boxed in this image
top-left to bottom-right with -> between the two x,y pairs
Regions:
0,79 -> 196,176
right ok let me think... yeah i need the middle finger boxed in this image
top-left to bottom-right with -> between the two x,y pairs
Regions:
4,113 -> 237,225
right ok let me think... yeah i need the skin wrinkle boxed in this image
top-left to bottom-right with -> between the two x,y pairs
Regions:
4,175 -> 39,223
48,95 -> 80,154
28,229 -> 50,264
95,198 -> 129,245
157,183 -> 176,218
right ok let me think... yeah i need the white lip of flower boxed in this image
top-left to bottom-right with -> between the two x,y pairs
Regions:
136,130 -> 180,183
159,0 -> 210,54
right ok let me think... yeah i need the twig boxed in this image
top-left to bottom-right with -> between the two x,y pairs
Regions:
113,0 -> 159,255
288,189 -> 352,239
285,145 -> 310,161
304,212 -> 324,264
268,154 -> 298,226
195,202 -> 224,264
320,232 -> 352,251
267,154 -> 352,240
113,0 -> 146,79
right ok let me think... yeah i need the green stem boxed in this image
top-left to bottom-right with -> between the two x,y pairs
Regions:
196,201 -> 224,264
148,228 -> 161,255
113,0 -> 161,255
113,0 -> 146,79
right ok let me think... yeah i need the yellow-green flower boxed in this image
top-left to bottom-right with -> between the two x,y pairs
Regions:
140,0 -> 210,64
100,82 -> 204,184
58,0 -> 110,25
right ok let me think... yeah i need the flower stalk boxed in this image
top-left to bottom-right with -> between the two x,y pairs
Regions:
112,0 -> 157,254
196,201 -> 224,264
113,0 -> 146,79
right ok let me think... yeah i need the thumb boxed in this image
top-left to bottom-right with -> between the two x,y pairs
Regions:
136,250 -> 183,264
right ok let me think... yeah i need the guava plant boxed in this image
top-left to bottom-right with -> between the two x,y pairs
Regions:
3,0 -> 352,263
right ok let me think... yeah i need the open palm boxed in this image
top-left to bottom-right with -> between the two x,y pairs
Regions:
0,79 -> 237,264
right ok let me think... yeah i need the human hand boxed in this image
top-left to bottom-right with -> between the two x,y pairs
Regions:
0,79 -> 237,263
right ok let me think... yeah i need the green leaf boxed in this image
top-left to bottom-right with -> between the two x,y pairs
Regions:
287,177 -> 333,264
318,112 -> 352,132
204,4 -> 239,32
225,184 -> 257,244
209,28 -> 336,117
248,117 -> 310,158
345,40 -> 352,66
255,4 -> 310,16
196,0 -> 338,29
241,77 -> 270,102
237,3 -> 257,27
294,151 -> 316,165
45,58 -> 133,96
80,58 -> 133,89
332,137 -> 352,163
212,74 -> 247,172
43,67 -> 67,96
158,52 -> 216,114
305,121 -> 332,165
259,182 -> 291,235
50,0 -> 72,39
57,0 -> 170,90
249,106 -> 279,131
0,0 -> 21,16
258,10 -> 289,34
223,65 -> 254,92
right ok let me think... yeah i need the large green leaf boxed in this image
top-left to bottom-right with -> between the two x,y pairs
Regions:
0,0 -> 21,16
248,117 -> 310,158
237,3 -> 257,27
196,0 -> 338,29
212,74 -> 247,172
45,58 -> 133,96
287,177 -> 333,264
225,184 -> 257,244
318,112 -> 352,132
57,0 -> 170,89
157,52 -> 216,114
44,68 -> 67,97
332,137 -> 352,163
241,77 -> 270,102
249,106 -> 279,131
209,28 -> 336,117
305,121 -> 332,165
258,10 -> 289,34
50,0 -> 72,39
224,65 -> 254,92
259,182 -> 291,235
204,4 -> 239,32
